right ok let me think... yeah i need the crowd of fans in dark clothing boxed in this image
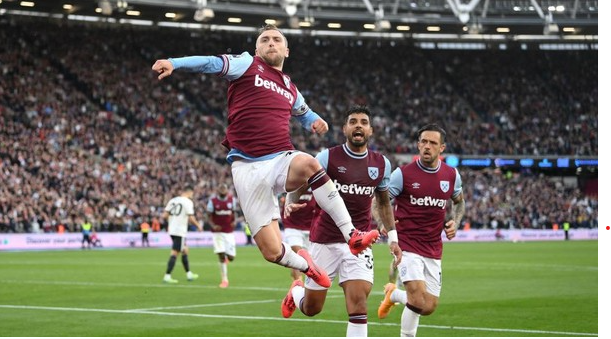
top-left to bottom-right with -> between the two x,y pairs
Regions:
0,17 -> 598,233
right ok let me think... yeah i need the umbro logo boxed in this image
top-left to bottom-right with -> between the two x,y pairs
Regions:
412,182 -> 421,189
338,166 -> 347,173
257,65 -> 264,73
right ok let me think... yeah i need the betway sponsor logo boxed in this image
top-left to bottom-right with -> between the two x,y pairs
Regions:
215,210 -> 234,216
334,180 -> 375,196
410,195 -> 447,208
254,74 -> 294,104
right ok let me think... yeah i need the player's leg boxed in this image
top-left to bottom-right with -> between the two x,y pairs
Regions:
397,279 -> 440,337
342,280 -> 372,337
338,245 -> 374,337
379,250 -> 412,319
400,301 -> 421,337
213,233 -> 229,287
181,244 -> 198,281
285,153 -> 379,253
219,233 -> 236,288
163,236 -> 181,283
284,228 -> 306,281
290,245 -> 303,281
282,242 -> 339,318
394,252 -> 441,336
218,253 -> 229,288
404,255 -> 441,316
231,156 -> 329,287
253,221 -> 325,285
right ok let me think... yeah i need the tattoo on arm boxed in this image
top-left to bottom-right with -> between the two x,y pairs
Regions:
451,197 -> 465,227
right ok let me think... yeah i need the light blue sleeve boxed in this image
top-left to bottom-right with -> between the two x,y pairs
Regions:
452,169 -> 463,199
169,56 -> 224,74
388,168 -> 404,199
377,156 -> 392,191
315,149 -> 330,171
169,52 -> 253,81
206,199 -> 214,213
292,90 -> 321,131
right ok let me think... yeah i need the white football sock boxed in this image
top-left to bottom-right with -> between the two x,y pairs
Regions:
291,284 -> 306,313
311,180 -> 355,242
347,318 -> 367,337
219,262 -> 228,281
276,243 -> 308,271
400,306 -> 420,337
391,289 -> 408,304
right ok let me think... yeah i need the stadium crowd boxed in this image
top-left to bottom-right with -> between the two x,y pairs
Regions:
0,18 -> 597,233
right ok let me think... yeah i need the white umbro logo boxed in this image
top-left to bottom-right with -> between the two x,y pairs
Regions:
412,182 -> 421,189
338,166 -> 347,173
257,65 -> 264,73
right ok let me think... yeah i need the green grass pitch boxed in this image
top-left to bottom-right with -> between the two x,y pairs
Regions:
0,240 -> 597,336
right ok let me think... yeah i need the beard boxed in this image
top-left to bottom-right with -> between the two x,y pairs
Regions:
348,135 -> 368,148
260,53 -> 284,67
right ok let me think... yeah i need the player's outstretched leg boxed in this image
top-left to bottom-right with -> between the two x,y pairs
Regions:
297,249 -> 330,288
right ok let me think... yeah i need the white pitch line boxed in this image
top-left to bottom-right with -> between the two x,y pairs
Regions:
0,279 -> 350,295
0,304 -> 597,336
128,295 -> 345,312
129,299 -> 280,312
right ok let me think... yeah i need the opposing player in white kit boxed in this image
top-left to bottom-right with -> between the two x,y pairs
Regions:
162,186 -> 203,284
281,105 -> 402,337
152,25 -> 379,289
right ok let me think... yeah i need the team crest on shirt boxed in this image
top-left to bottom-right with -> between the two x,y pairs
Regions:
282,75 -> 291,89
368,167 -> 379,180
440,180 -> 450,193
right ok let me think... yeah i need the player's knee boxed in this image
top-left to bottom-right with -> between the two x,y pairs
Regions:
294,155 -> 321,177
420,308 -> 435,316
262,248 -> 282,263
302,304 -> 323,317
420,302 -> 438,316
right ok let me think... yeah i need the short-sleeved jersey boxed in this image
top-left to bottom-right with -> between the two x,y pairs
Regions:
170,52 -> 320,164
389,159 -> 462,259
164,196 -> 195,237
220,54 -> 299,157
281,191 -> 319,231
207,195 -> 237,233
310,144 -> 391,244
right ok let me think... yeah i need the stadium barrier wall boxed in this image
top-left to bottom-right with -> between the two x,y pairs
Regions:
0,231 -> 247,251
0,229 -> 598,251
442,229 -> 598,242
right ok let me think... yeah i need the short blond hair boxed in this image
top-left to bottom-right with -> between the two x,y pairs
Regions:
257,24 -> 288,47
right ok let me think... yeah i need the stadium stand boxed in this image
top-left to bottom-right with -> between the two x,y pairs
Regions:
0,17 -> 597,233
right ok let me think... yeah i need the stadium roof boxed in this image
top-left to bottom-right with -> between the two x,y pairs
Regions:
0,0 -> 598,40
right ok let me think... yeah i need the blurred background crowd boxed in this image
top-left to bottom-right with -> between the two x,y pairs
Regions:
0,17 -> 597,233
